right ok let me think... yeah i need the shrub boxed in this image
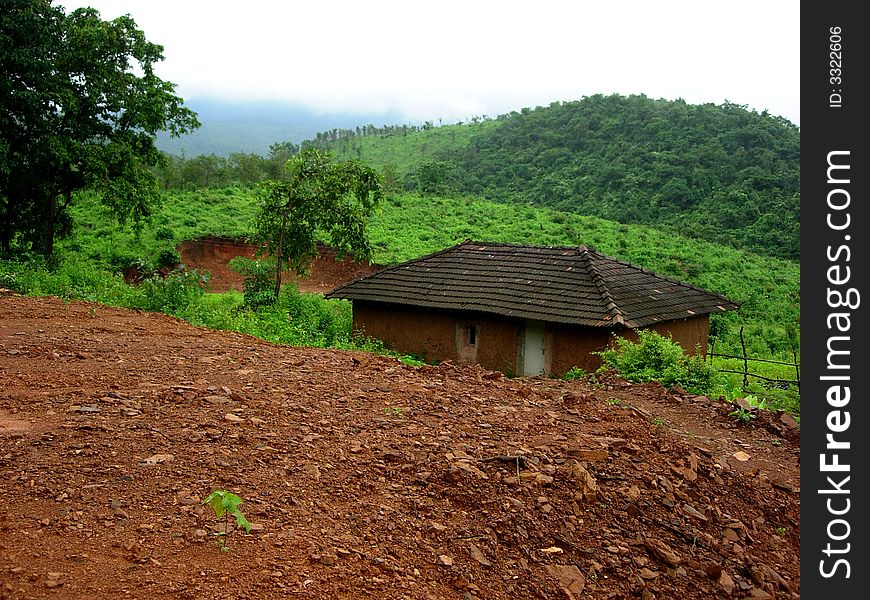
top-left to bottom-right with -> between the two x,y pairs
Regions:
228,256 -> 278,308
562,366 -> 586,380
595,329 -> 718,395
129,268 -> 209,313
154,225 -> 176,241
154,248 -> 181,270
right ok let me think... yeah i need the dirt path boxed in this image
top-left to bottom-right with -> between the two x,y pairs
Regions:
0,296 -> 799,599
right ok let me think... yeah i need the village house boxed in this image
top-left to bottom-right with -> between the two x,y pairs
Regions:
326,241 -> 739,376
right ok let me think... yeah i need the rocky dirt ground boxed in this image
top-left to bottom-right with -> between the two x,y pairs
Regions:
0,295 -> 800,599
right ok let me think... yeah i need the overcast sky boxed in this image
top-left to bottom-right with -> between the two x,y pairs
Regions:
57,0 -> 801,126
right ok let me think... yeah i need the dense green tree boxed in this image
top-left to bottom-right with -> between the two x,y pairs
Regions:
264,141 -> 300,180
0,0 -> 198,256
254,149 -> 382,298
305,94 -> 800,260
179,154 -> 229,188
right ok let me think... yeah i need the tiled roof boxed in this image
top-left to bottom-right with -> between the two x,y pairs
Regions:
325,241 -> 739,327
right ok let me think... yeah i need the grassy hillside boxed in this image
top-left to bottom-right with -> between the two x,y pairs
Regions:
59,188 -> 799,361
306,95 -> 800,261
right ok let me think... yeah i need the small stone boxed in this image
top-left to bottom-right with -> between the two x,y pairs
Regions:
732,451 -> 751,462
771,479 -> 795,492
639,568 -> 658,580
545,564 -> 586,598
567,460 -> 598,503
468,545 -> 492,567
139,453 -> 174,466
506,497 -> 524,510
572,449 -> 609,462
302,463 -> 321,481
683,504 -> 708,522
719,571 -> 735,594
224,413 -> 244,423
644,539 -> 681,568
437,554 -> 454,567
779,412 -> 799,429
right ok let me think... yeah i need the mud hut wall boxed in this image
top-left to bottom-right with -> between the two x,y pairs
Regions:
547,325 -> 615,375
628,315 -> 711,357
351,302 -> 520,373
544,315 -> 710,376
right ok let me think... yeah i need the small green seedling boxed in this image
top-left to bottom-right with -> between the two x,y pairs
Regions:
729,406 -> 755,424
744,394 -> 768,411
202,489 -> 252,551
775,526 -> 787,535
384,406 -> 404,417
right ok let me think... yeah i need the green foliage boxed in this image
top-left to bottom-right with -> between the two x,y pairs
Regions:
596,330 -> 718,395
253,148 -> 382,297
311,95 -> 799,260
0,255 -> 131,303
58,184 -> 799,362
228,256 -> 278,308
128,268 -> 210,314
154,225 -> 176,241
154,248 -> 181,270
0,1 -> 198,257
202,489 -> 251,551
728,406 -> 755,424
562,366 -> 586,381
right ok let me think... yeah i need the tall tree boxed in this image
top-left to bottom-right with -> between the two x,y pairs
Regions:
254,149 -> 382,298
0,0 -> 199,256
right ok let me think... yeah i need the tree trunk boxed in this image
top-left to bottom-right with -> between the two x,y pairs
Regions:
43,192 -> 57,258
0,211 -> 11,255
273,204 -> 289,299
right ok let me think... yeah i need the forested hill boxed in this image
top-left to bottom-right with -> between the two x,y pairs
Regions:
305,94 -> 800,260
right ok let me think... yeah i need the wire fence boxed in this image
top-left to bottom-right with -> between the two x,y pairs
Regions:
708,326 -> 800,391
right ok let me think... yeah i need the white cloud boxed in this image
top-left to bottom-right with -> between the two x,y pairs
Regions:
57,0 -> 800,124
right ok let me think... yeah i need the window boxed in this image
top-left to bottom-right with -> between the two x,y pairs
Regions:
462,325 -> 478,347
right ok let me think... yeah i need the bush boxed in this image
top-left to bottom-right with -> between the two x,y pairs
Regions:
154,248 -> 181,270
228,256 -> 278,308
562,366 -> 586,380
128,268 -> 210,313
154,225 -> 176,241
595,329 -> 718,395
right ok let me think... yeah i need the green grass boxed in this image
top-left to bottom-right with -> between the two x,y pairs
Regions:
319,120 -> 497,177
62,187 -> 799,359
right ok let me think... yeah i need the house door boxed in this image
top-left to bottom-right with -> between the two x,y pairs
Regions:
522,320 -> 547,376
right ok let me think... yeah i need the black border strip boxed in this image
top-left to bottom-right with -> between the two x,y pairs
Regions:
801,3 -> 869,596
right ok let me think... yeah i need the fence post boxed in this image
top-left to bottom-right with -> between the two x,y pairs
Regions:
739,326 -> 749,390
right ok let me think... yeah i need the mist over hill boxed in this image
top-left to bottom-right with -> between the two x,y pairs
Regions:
155,98 -> 408,156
